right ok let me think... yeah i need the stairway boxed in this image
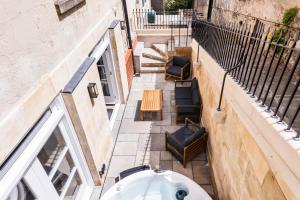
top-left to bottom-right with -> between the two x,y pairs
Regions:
140,43 -> 169,73
138,35 -> 192,74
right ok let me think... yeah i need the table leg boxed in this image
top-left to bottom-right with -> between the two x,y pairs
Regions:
160,109 -> 163,120
140,111 -> 144,121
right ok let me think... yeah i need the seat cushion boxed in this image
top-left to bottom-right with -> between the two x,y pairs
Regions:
192,89 -> 201,105
173,56 -> 190,67
175,98 -> 193,106
176,99 -> 198,114
191,78 -> 198,89
166,127 -> 194,154
177,107 -> 198,114
175,87 -> 192,99
184,127 -> 205,146
166,65 -> 181,76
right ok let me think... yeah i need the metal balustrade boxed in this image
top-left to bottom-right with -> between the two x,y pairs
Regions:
132,9 -> 203,30
192,19 -> 300,138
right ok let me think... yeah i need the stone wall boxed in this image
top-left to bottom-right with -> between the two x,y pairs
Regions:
191,40 -> 300,199
195,0 -> 300,26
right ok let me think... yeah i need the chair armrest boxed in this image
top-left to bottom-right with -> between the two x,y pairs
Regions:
180,62 -> 190,78
185,118 -> 201,128
181,62 -> 190,72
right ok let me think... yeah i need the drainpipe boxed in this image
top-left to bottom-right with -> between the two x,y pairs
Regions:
121,0 -> 136,75
121,0 -> 133,49
207,0 -> 214,21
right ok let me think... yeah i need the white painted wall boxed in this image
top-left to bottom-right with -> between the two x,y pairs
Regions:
0,0 -> 133,165
0,0 -> 121,121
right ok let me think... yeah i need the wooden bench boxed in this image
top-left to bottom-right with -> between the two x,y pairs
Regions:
140,89 -> 163,120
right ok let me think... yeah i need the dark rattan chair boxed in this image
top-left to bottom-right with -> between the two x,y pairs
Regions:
175,78 -> 202,124
165,118 -> 207,167
165,56 -> 190,80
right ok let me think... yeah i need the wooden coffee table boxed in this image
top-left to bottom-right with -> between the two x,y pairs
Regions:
140,89 -> 163,120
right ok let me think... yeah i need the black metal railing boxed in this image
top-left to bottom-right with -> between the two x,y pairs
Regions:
132,9 -> 203,29
192,19 -> 300,138
168,20 -> 193,51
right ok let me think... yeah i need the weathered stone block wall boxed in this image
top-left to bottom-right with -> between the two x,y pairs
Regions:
191,40 -> 300,199
195,0 -> 300,26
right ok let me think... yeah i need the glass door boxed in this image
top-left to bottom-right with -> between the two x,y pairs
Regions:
97,49 -> 116,104
36,126 -> 83,199
6,125 -> 85,200
3,96 -> 93,200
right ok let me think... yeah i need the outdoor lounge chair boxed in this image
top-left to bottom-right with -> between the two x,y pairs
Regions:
175,78 -> 202,123
165,118 -> 207,168
165,56 -> 190,80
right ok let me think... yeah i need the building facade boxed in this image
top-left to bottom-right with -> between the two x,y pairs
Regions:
0,0 -> 150,199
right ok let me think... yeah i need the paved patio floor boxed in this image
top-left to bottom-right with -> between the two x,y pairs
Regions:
100,74 -> 214,198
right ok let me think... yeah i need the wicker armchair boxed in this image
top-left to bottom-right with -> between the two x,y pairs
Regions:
165,118 -> 207,167
165,56 -> 190,80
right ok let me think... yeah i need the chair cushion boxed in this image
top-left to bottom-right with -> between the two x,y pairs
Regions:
166,65 -> 181,76
175,87 -> 192,99
192,89 -> 200,105
184,127 -> 206,146
166,127 -> 194,154
191,78 -> 198,89
175,98 -> 193,106
173,56 -> 190,67
177,107 -> 199,114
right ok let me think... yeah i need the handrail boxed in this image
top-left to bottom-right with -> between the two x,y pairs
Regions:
217,55 -> 246,111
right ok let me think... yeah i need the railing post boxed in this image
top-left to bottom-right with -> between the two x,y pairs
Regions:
171,22 -> 173,51
207,0 -> 214,21
179,20 -> 181,47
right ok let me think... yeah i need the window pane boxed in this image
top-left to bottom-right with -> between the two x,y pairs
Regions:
37,127 -> 66,175
52,152 -> 74,195
6,180 -> 35,200
64,172 -> 82,200
98,65 -> 107,80
102,83 -> 111,96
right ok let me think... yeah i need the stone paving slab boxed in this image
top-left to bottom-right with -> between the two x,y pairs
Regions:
107,156 -> 135,177
113,142 -> 138,156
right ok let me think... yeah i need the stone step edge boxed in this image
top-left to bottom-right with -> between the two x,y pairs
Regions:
141,63 -> 166,67
140,69 -> 165,73
142,53 -> 167,62
151,44 -> 169,59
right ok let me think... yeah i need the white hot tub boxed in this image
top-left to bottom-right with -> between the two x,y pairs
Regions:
101,170 -> 212,200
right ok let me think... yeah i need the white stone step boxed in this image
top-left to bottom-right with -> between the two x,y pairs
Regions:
152,43 -> 168,58
141,56 -> 164,65
143,47 -> 165,59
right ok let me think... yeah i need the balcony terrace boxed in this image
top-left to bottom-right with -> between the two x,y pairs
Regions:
99,8 -> 300,200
